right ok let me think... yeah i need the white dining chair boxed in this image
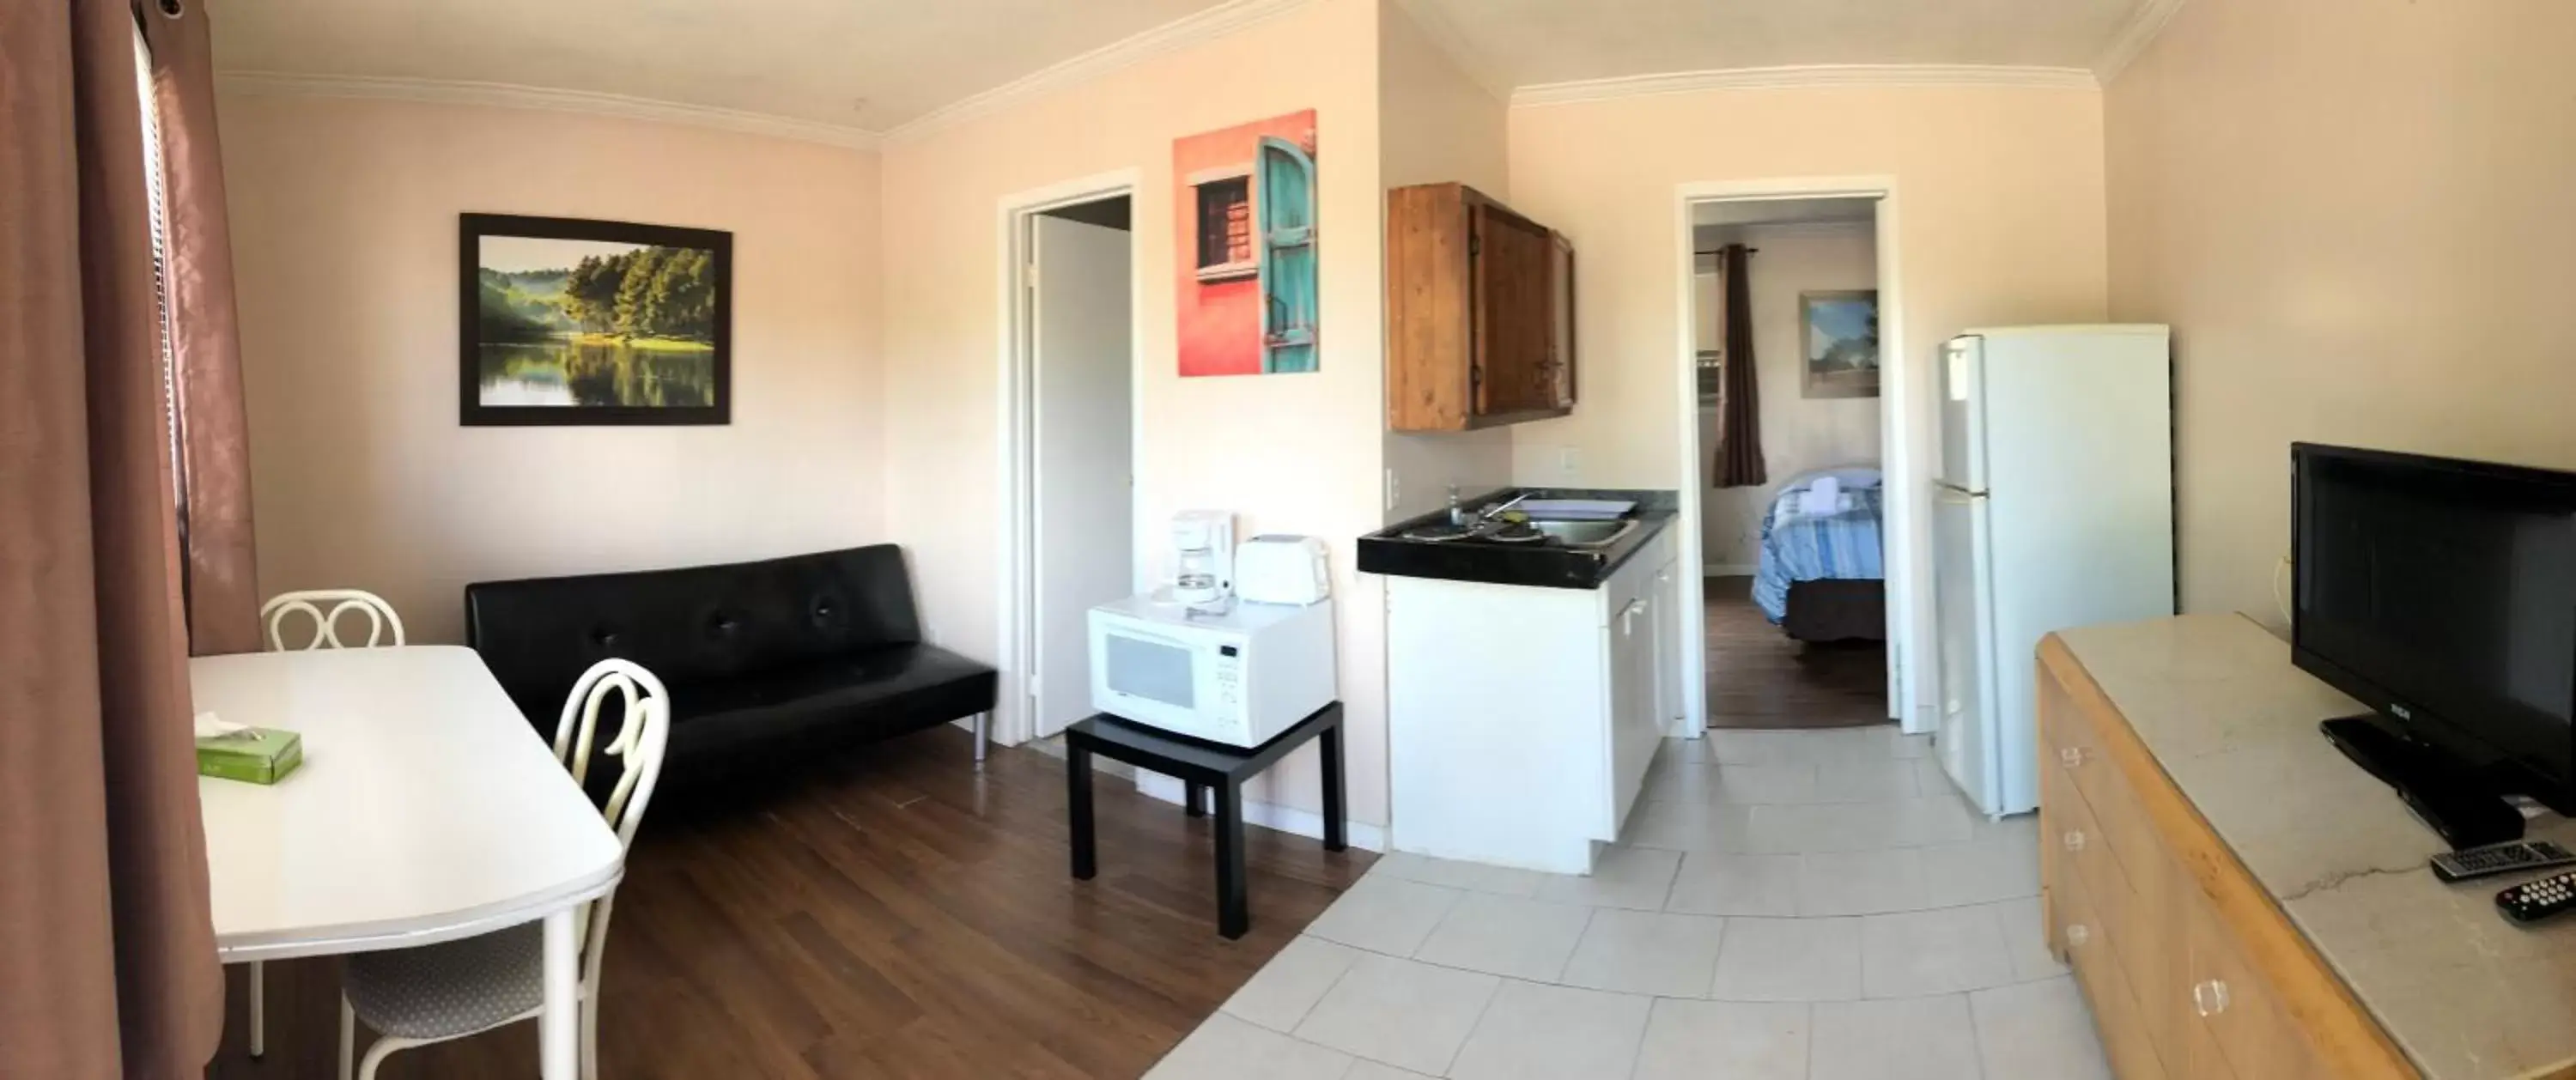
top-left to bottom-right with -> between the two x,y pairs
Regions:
245,589 -> 406,1059
338,658 -> 671,1080
261,588 -> 406,651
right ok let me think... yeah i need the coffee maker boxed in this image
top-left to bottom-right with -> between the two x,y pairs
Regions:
1168,510 -> 1235,612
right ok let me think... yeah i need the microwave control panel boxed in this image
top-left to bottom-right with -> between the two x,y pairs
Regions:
1215,644 -> 1242,707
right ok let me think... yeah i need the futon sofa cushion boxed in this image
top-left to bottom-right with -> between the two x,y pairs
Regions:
465,545 -> 995,789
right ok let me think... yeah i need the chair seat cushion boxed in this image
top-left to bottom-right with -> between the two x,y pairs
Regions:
343,922 -> 544,1040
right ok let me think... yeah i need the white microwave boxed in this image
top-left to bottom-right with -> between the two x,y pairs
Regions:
1087,595 -> 1337,747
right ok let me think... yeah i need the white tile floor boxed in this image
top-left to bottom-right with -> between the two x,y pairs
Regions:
1146,727 -> 2113,1080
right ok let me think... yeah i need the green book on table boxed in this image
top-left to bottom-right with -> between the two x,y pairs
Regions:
196,726 -> 303,785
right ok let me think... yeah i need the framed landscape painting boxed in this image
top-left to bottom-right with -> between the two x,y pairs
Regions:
1800,288 -> 1880,398
460,214 -> 732,426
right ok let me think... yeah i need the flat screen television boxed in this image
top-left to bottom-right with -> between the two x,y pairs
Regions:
2292,443 -> 2576,816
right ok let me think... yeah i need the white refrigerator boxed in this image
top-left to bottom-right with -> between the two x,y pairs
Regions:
1933,325 -> 2176,816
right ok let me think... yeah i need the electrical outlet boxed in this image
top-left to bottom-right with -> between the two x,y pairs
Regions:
1385,469 -> 1400,513
1558,447 -> 1582,478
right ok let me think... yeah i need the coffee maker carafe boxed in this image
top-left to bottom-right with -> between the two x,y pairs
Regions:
1169,510 -> 1235,612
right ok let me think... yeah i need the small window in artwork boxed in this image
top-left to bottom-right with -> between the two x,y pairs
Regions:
1194,176 -> 1255,282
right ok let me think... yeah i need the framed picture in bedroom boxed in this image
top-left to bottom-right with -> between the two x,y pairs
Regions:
1800,289 -> 1880,398
459,213 -> 732,426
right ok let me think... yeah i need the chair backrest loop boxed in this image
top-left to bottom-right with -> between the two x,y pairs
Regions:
260,589 -> 406,651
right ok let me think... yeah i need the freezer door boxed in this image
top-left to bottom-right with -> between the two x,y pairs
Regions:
1932,484 -> 2001,815
1939,336 -> 1987,491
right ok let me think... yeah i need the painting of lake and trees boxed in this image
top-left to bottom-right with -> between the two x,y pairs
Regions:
460,215 -> 731,425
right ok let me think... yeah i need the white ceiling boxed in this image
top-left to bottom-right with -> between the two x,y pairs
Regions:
1402,0 -> 2149,88
207,0 -> 1236,130
209,0 -> 2161,137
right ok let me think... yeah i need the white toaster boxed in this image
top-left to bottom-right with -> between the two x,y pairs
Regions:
1236,535 -> 1331,605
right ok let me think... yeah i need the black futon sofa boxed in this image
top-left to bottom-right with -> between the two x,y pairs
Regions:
465,544 -> 997,791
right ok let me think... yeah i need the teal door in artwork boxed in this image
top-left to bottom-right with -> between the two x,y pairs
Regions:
1255,136 -> 1317,373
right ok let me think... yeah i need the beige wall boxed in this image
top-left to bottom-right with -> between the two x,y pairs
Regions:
878,0 -> 1394,825
1378,0 -> 1514,521
1504,85 -> 2106,722
221,94 -> 884,644
1504,86 -> 2106,488
2106,0 -> 2576,625
1697,221 -> 1882,570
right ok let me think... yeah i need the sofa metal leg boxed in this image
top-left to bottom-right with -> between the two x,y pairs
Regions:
973,712 -> 989,767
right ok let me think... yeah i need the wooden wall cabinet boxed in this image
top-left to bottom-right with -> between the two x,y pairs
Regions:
1386,183 -> 1575,432
2038,638 -> 2419,1080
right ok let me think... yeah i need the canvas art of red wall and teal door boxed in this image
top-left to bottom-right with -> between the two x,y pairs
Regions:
1172,109 -> 1316,377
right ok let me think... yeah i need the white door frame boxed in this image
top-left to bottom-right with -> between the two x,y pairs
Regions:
994,168 -> 1145,748
1672,176 -> 1932,736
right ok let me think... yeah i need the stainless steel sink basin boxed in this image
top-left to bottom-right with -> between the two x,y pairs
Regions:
1528,519 -> 1638,548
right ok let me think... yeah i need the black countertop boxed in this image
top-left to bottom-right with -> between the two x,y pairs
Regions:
1356,487 -> 1679,590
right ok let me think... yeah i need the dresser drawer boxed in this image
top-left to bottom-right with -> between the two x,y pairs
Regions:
2186,895 -> 2333,1080
2058,873 -> 2171,1080
2044,750 -> 2132,925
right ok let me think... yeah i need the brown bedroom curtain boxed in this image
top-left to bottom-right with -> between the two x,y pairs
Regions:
1712,242 -> 1765,488
2,0 -> 252,1075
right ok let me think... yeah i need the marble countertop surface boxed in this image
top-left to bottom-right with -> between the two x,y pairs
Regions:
2057,613 -> 2576,1080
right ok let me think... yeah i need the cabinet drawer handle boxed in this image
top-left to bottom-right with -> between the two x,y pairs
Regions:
2060,747 -> 2086,768
2063,830 -> 2087,852
2193,980 -> 2232,1017
2067,924 -> 2090,946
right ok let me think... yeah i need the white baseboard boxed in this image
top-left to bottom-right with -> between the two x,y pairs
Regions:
1135,773 -> 1388,852
1704,562 -> 1756,577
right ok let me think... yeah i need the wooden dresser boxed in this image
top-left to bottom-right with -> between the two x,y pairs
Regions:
2039,615 -> 2576,1080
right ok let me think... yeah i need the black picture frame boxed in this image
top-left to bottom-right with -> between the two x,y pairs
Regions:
459,213 -> 732,426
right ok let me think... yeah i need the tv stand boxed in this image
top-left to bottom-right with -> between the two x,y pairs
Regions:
2319,715 -> 2524,850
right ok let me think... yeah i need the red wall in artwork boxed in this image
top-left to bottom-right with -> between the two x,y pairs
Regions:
1173,110 -> 1316,377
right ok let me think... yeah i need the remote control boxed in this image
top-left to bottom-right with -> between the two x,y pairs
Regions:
2497,871 -> 2576,924
2431,840 -> 2576,883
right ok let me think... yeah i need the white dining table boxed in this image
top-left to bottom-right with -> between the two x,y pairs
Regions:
191,646 -> 623,1079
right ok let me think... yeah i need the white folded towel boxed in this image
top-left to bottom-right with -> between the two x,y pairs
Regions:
1797,476 -> 1843,516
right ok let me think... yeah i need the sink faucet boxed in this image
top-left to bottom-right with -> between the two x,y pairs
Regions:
1446,487 -> 1530,530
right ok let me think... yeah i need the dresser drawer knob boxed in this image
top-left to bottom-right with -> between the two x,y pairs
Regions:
2067,924 -> 2090,946
2193,980 -> 2232,1017
2064,830 -> 2087,852
2060,747 -> 2086,768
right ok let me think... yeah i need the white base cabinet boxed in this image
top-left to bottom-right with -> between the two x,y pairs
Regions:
1386,526 -> 1676,874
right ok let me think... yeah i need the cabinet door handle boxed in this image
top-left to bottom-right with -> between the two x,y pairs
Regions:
2060,747 -> 2086,768
2193,980 -> 2232,1017
2063,830 -> 2087,852
2067,924 -> 2090,947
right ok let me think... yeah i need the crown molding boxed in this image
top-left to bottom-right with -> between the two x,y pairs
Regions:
883,0 -> 1309,145
214,71 -> 884,150
1510,64 -> 2099,107
1387,0 -> 1516,104
2094,0 -> 2188,83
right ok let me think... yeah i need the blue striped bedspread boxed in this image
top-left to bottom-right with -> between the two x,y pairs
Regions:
1753,484 -> 1886,622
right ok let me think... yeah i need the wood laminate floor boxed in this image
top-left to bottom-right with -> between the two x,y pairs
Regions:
208,725 -> 1373,1080
1704,575 -> 1890,731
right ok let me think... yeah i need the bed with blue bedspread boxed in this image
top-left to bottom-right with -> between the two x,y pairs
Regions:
1753,469 -> 1886,641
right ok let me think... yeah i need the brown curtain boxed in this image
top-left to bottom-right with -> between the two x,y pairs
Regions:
1712,243 -> 1765,487
2,0 -> 240,1075
142,0 -> 261,655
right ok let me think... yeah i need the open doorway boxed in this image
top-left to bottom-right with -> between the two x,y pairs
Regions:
1685,191 -> 1906,731
999,181 -> 1139,747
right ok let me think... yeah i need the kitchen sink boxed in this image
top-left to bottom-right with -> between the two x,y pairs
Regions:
1528,519 -> 1638,548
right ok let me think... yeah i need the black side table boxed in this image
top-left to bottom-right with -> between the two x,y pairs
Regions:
1065,701 -> 1346,939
